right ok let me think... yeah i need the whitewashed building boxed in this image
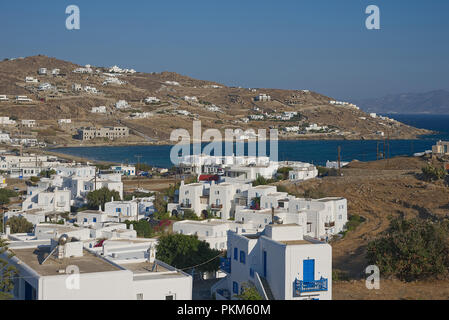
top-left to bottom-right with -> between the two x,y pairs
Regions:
2,237 -> 192,300
212,224 -> 332,300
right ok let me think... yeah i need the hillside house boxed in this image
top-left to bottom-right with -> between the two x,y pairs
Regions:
432,140 -> 449,156
91,106 -> 107,113
115,100 -> 129,109
21,120 -> 36,128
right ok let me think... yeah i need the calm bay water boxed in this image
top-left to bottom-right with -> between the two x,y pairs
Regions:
51,114 -> 449,168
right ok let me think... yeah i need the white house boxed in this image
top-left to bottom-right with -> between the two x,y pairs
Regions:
84,86 -> 98,94
115,100 -> 130,109
0,132 -> 11,143
58,119 -> 72,125
38,68 -> 47,75
25,77 -> 38,83
254,94 -> 271,102
2,237 -> 192,300
16,96 -> 33,103
326,161 -> 349,169
0,117 -> 16,125
288,163 -> 318,182
145,97 -> 160,104
37,83 -> 52,91
110,165 -> 136,176
0,95 -> 9,102
21,120 -> 36,128
104,199 -> 139,222
173,219 -> 230,251
91,106 -> 107,113
72,83 -> 82,92
21,188 -> 71,213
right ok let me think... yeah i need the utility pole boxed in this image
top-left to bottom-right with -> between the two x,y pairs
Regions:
337,146 -> 341,176
135,155 -> 142,189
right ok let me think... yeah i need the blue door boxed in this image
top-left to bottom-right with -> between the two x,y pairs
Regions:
303,259 -> 315,282
263,251 -> 267,277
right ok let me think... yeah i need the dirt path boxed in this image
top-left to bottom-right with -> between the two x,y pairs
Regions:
280,156 -> 449,298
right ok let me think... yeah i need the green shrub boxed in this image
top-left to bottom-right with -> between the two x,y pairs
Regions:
366,217 -> 449,282
421,165 -> 446,182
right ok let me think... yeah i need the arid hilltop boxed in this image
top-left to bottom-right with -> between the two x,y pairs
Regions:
0,55 -> 431,147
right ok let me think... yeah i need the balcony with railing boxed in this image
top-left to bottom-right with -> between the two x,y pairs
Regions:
324,221 -> 335,228
210,204 -> 223,210
180,203 -> 192,209
293,277 -> 328,296
219,257 -> 231,274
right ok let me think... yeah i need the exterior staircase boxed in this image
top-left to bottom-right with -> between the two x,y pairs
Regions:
259,276 -> 275,300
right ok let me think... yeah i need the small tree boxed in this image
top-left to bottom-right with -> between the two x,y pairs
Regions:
87,187 -> 121,211
182,209 -> 199,220
153,192 -> 168,215
421,165 -> 446,182
277,167 -> 293,180
6,216 -> 34,234
40,169 -> 57,178
235,282 -> 263,300
125,220 -> 154,238
366,217 -> 449,281
0,189 -> 18,206
30,176 -> 40,183
0,238 -> 17,300
156,234 -> 221,274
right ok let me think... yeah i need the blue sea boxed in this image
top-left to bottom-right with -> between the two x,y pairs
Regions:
50,114 -> 449,168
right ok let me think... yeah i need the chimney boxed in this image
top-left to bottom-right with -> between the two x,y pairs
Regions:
147,244 -> 156,263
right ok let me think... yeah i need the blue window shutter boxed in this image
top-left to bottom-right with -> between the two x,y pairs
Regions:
233,282 -> 238,294
234,248 -> 238,260
240,251 -> 245,264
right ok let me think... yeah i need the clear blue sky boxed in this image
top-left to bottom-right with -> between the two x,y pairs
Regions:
1,0 -> 448,99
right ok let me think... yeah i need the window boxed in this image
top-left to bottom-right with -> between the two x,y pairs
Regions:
234,247 -> 238,260
93,218 -> 97,223
136,293 -> 143,300
116,208 -> 121,213
233,282 -> 238,294
165,295 -> 174,300
250,268 -> 254,278
240,251 -> 246,264
206,231 -> 209,237
84,218 -> 87,223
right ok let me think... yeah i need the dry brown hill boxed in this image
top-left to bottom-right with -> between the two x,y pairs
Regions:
0,55 -> 431,146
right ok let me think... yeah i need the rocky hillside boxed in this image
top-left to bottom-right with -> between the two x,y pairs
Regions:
0,55 -> 431,146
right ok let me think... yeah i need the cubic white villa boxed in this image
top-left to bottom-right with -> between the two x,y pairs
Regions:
212,224 -> 332,300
